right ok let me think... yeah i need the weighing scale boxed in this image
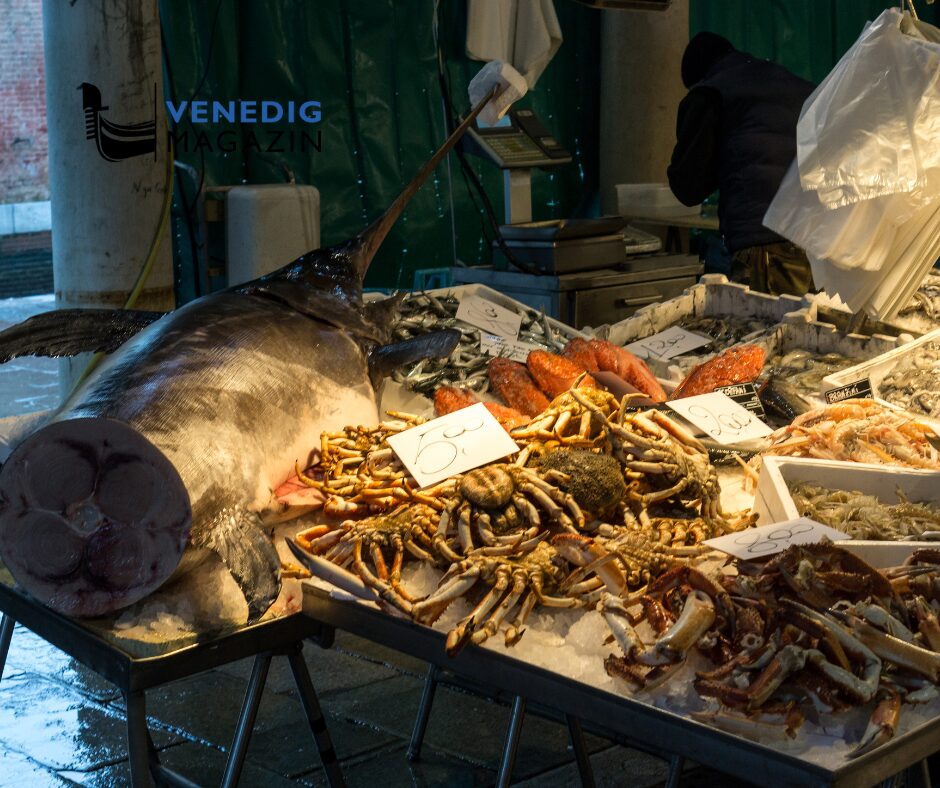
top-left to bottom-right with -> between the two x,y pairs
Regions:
455,108 -> 702,325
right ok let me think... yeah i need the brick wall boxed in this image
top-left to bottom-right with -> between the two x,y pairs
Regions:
0,0 -> 48,204
0,231 -> 51,296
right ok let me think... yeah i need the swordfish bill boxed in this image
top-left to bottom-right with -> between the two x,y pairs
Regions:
0,87 -> 497,621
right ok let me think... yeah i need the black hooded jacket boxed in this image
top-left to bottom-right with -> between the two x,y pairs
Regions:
667,50 -> 814,253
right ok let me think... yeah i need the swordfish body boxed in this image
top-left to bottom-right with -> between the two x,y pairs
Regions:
0,87 -> 496,620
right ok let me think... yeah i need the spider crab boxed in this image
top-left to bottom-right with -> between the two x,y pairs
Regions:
567,388 -> 726,523
412,539 -> 585,654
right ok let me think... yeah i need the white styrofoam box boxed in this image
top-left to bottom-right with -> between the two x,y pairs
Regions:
747,320 -> 907,406
410,283 -> 589,341
616,183 -> 700,219
226,184 -> 321,287
754,456 -> 940,564
821,327 -> 940,413
605,274 -> 815,379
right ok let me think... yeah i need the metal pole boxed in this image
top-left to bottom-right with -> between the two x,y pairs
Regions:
125,691 -> 154,788
665,754 -> 685,788
408,663 -> 440,762
41,0 -> 175,397
220,652 -> 273,788
0,614 -> 13,684
287,646 -> 346,788
565,715 -> 596,788
496,695 -> 527,788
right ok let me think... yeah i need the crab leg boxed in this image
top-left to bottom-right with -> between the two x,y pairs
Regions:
446,568 -> 512,655
353,540 -> 413,616
388,536 -> 418,604
848,617 -> 940,682
505,590 -> 539,645
472,570 -> 528,645
785,602 -> 881,701
849,692 -> 901,758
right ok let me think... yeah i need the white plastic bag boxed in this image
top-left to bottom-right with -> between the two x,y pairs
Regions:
764,9 -> 940,319
796,9 -> 940,209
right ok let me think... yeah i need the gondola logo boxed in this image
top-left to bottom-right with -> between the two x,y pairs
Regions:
80,82 -> 157,162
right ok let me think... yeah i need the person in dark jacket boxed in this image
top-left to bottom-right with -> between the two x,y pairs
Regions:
667,32 -> 816,296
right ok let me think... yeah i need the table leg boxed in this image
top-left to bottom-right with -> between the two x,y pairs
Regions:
125,690 -> 154,788
220,652 -> 272,788
566,714 -> 595,788
408,663 -> 439,762
496,695 -> 527,788
287,645 -> 346,788
0,614 -> 13,684
665,754 -> 685,788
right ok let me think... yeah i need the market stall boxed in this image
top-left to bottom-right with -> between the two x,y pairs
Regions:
4,5 -> 940,784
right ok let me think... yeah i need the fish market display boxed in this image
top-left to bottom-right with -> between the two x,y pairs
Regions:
676,315 -> 772,354
527,350 -> 599,398
897,269 -> 940,331
0,95 -> 499,619
766,349 -> 857,397
433,385 -> 529,430
595,543 -> 940,755
565,338 -> 667,402
760,400 -> 940,469
671,344 -> 766,399
390,291 -> 567,395
878,341 -> 940,418
289,390 -> 752,654
788,482 -> 940,540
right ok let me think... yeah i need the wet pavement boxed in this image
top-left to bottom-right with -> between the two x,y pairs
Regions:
0,295 -> 751,787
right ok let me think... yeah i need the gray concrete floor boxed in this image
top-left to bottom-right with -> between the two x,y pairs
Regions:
0,295 -> 751,787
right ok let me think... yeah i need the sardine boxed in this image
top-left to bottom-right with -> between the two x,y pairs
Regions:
0,90 -> 498,620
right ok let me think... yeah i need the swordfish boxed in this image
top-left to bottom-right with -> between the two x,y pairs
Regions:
0,88 -> 498,621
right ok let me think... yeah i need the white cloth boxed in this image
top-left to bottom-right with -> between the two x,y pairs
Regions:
465,0 -> 562,88
468,60 -> 528,126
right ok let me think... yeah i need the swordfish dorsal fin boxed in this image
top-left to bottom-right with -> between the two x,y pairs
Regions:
241,86 -> 500,312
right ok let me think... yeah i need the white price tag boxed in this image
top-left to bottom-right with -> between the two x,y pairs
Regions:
386,402 -> 520,488
456,294 -> 522,338
704,518 -> 848,560
479,333 -> 538,364
665,392 -> 772,445
625,326 -> 711,360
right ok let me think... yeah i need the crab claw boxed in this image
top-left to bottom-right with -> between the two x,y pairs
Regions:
552,534 -> 627,595
849,692 -> 901,758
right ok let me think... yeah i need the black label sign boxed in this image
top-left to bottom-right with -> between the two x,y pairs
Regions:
715,382 -> 766,421
824,377 -> 874,405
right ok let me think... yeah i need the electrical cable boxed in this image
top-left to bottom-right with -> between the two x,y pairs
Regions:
432,0 -> 540,275
160,29 -> 203,299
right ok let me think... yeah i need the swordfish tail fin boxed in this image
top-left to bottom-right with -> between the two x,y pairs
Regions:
0,418 -> 192,617
348,85 -> 500,282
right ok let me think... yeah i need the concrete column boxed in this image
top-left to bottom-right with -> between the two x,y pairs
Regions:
599,0 -> 689,214
41,0 -> 173,396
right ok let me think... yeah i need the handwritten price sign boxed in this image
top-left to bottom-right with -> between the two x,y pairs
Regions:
456,294 -> 522,339
479,333 -> 539,364
386,402 -> 520,488
625,326 -> 711,361
704,518 -> 849,560
666,391 -> 772,445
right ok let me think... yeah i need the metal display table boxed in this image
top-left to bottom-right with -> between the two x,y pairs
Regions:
301,583 -> 936,788
0,574 -> 345,788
